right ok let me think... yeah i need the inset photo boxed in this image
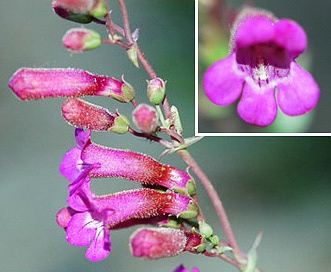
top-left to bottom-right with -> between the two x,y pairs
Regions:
197,0 -> 330,134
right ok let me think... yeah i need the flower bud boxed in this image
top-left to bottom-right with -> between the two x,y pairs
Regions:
52,0 -> 95,23
62,28 -> 101,52
62,98 -> 129,133
8,68 -> 135,103
52,0 -> 96,14
130,227 -> 187,259
52,0 -> 107,23
147,77 -> 166,105
130,228 -> 205,260
132,103 -> 159,134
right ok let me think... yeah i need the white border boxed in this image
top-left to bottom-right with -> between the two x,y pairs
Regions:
194,1 -> 330,137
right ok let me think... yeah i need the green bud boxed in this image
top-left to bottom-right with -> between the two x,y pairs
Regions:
199,221 -> 214,238
209,235 -> 220,246
147,78 -> 166,105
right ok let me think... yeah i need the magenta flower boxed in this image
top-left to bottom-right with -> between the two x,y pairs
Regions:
57,179 -> 197,261
8,68 -> 135,102
60,128 -> 196,195
203,9 -> 320,126
174,265 -> 200,272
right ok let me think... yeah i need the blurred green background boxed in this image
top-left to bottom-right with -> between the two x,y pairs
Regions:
198,0 -> 331,133
1,1 -> 330,272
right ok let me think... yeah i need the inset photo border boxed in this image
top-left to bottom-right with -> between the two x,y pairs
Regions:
195,0 -> 331,135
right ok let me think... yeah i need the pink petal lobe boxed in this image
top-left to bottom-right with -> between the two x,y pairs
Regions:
238,83 -> 277,126
277,63 -> 319,116
203,54 -> 244,106
66,212 -> 96,246
85,227 -> 111,262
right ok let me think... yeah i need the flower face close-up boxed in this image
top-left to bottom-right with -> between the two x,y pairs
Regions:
203,8 -> 320,126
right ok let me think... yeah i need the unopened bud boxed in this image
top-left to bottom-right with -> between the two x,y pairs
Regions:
52,0 -> 96,23
62,98 -> 119,131
62,28 -> 101,52
199,221 -> 214,238
130,227 -> 187,259
147,77 -> 166,105
132,103 -> 159,134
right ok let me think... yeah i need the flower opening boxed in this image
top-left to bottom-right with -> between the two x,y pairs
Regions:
203,8 -> 319,126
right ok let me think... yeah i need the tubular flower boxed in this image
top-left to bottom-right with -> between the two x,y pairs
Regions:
130,227 -> 205,259
61,98 -> 130,133
57,180 -> 197,261
8,68 -> 135,103
60,128 -> 196,195
203,8 -> 320,126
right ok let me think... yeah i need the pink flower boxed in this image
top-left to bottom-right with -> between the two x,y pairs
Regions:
8,68 -> 135,102
57,180 -> 197,261
203,8 -> 319,126
60,128 -> 196,195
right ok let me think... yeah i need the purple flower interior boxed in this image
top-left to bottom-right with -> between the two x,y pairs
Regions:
236,43 -> 291,87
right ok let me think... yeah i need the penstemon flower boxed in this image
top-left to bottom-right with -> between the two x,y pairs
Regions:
60,128 -> 196,195
8,68 -> 135,102
56,179 -> 198,261
203,8 -> 320,126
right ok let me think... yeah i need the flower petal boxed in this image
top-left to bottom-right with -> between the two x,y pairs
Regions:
85,226 -> 111,262
66,212 -> 97,247
277,63 -> 320,116
203,54 -> 244,106
234,16 -> 275,49
273,19 -> 307,59
238,83 -> 277,126
59,147 -> 82,181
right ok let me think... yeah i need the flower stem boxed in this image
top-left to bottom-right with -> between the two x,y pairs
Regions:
177,149 -> 243,259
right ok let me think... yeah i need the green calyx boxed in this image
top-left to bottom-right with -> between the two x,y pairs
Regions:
178,201 -> 198,219
84,30 -> 101,50
109,114 -> 130,134
89,0 -> 108,18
